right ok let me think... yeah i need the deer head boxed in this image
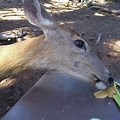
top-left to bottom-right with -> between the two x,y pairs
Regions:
0,0 -> 113,89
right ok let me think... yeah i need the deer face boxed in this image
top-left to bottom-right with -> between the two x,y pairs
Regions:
23,0 -> 113,89
43,28 -> 112,89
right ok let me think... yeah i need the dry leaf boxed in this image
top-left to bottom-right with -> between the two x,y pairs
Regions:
94,84 -> 117,98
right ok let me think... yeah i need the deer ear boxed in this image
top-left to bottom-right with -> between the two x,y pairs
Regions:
23,0 -> 56,31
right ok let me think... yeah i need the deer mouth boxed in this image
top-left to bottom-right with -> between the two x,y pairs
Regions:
93,76 -> 114,90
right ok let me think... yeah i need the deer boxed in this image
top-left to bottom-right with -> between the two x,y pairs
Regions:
0,0 -> 114,90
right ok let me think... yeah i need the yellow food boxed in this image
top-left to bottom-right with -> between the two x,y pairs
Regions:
94,90 -> 107,98
94,85 -> 117,98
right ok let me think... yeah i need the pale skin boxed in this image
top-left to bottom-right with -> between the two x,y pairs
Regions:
0,0 -> 113,89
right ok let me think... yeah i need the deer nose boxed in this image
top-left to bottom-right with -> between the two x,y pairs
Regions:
108,77 -> 114,84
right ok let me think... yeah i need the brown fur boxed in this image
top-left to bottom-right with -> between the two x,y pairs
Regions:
0,0 -> 112,89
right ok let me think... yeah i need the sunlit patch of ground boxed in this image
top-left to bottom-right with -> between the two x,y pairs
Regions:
0,78 -> 16,89
106,39 -> 120,57
0,2 -> 81,21
44,2 -> 82,14
0,8 -> 25,20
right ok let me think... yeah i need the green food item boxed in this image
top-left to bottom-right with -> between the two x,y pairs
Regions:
113,94 -> 120,107
113,82 -> 120,108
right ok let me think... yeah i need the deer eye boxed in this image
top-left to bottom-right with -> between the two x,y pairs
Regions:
74,39 -> 86,49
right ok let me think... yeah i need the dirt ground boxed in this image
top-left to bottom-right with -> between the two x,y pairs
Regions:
0,0 -> 120,118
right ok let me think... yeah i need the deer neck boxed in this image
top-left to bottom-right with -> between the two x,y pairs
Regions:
0,35 -> 46,80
